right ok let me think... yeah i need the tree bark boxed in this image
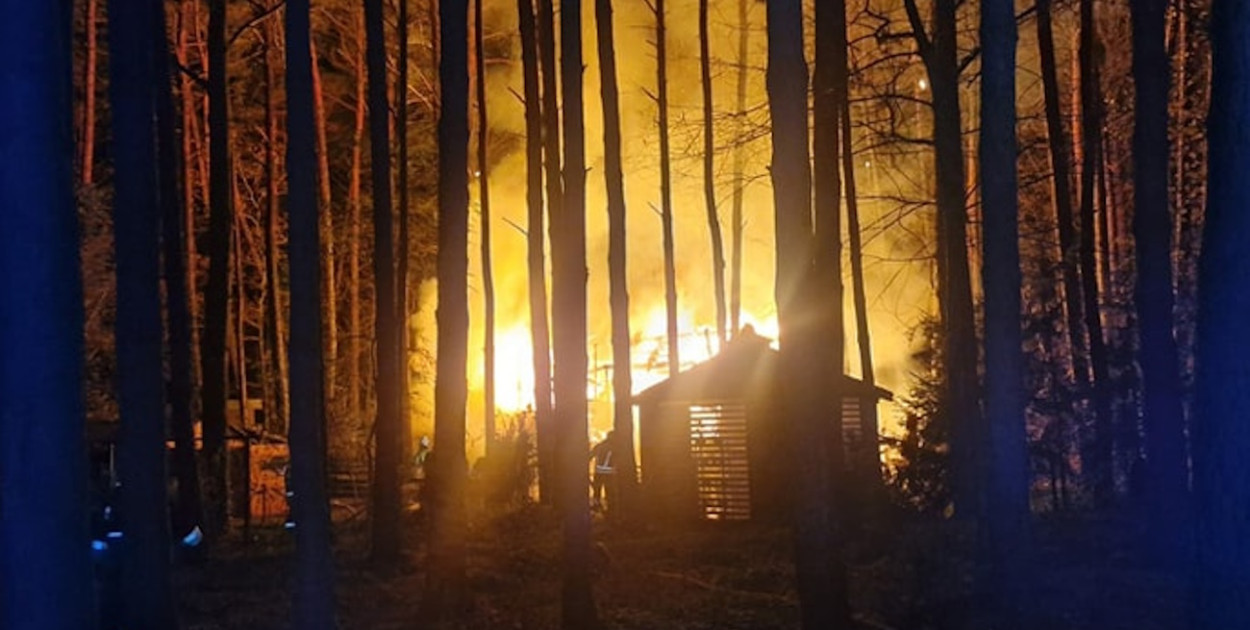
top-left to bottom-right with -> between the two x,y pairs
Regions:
0,3 -> 94,625
202,0 -> 233,537
594,0 -> 639,517
265,13 -> 290,436
285,0 -> 337,625
655,0 -> 680,377
426,0 -> 471,615
535,0 -> 559,504
1130,0 -> 1190,560
729,0 -> 749,336
397,0 -> 413,464
1191,4 -> 1250,625
81,0 -> 98,185
699,0 -> 727,349
348,10 -> 366,434
475,0 -> 496,455
555,0 -> 599,625
978,0 -> 1031,615
311,35 -> 338,428
365,0 -> 402,564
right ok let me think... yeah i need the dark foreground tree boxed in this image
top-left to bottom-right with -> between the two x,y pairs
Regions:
766,0 -> 844,627
977,0 -> 1031,617
1130,0 -> 1190,560
286,0 -> 337,625
0,2 -> 95,626
1191,2 -> 1250,625
365,0 -> 402,564
699,0 -> 727,349
594,0 -> 639,518
653,0 -> 680,377
476,0 -> 497,455
555,0 -> 598,625
534,0 -> 559,503
428,0 -> 471,615
108,0 -> 177,624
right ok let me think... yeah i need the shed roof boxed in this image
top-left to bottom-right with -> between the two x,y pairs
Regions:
632,326 -> 893,406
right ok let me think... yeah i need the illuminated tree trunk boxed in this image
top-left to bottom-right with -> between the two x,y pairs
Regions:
311,35 -> 338,426
729,0 -> 749,336
595,0 -> 639,516
108,0 -> 177,623
365,0 -> 402,564
655,0 -> 680,377
978,0 -> 1031,614
397,0 -> 413,463
699,0 -> 727,349
176,0 -> 202,393
1192,4 -> 1250,624
902,0 -> 981,519
202,0 -> 233,537
348,10 -> 366,433
427,0 -> 471,615
535,0 -> 559,504
1130,0 -> 1190,560
285,0 -> 337,624
155,0 -> 203,542
1078,0 -> 1115,507
476,0 -> 496,455
1037,0 -> 1089,386
0,4 -> 94,625
518,0 -> 554,503
767,1 -> 842,627
81,0 -> 98,185
264,13 -> 289,435
555,0 -> 598,625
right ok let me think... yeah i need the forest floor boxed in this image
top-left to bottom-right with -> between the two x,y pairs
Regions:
175,503 -> 1188,630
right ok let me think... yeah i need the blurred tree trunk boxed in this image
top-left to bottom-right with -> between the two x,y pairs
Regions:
397,0 -> 413,464
475,0 -> 496,455
365,0 -> 402,564
518,0 -> 554,502
311,35 -> 338,428
155,0 -> 203,543
1037,0 -> 1089,387
0,3 -> 95,625
535,0 -> 559,504
81,0 -> 97,185
108,0 -> 177,623
176,0 -> 202,393
654,0 -> 680,377
977,0 -> 1031,616
555,0 -> 598,625
348,10 -> 366,436
1078,0 -> 1115,507
1192,3 -> 1250,625
264,13 -> 290,435
902,0 -> 981,520
766,1 -> 843,627
202,0 -> 233,538
1130,0 -> 1190,560
594,0 -> 639,517
285,0 -> 337,625
729,0 -> 749,336
426,0 -> 471,616
699,0 -> 727,349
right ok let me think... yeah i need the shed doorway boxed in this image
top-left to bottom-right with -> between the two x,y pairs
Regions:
688,403 -> 751,520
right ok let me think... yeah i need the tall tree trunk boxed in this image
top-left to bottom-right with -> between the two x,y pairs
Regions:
1037,0 -> 1089,387
475,0 -> 496,455
1191,4 -> 1250,625
699,0 -> 727,349
729,0 -> 749,336
202,0 -> 233,537
595,0 -> 639,517
155,0 -> 204,543
397,0 -> 413,464
903,0 -> 981,519
767,1 -> 842,627
285,1 -> 337,625
1078,0 -> 1116,507
311,35 -> 338,427
978,0 -> 1031,615
427,0 -> 471,614
348,10 -> 366,436
265,13 -> 290,436
1130,0 -> 1190,560
176,0 -> 202,393
365,0 -> 402,564
812,0 -> 851,624
81,0 -> 98,185
535,0 -> 560,504
555,0 -> 598,625
655,0 -> 680,377
0,3 -> 94,625
108,0 -> 177,623
518,0 -> 555,504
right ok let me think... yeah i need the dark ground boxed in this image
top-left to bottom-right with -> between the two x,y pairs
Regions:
175,505 -> 1186,630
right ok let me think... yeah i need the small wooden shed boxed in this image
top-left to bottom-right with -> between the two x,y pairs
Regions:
633,327 -> 892,522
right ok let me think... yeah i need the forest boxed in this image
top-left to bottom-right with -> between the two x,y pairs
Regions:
1,0 -> 1249,628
